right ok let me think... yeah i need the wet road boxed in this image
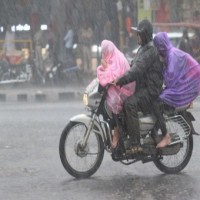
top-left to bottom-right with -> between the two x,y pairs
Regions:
0,101 -> 200,200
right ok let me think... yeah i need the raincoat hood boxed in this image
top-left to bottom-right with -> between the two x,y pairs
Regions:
153,32 -> 173,58
153,32 -> 200,107
98,40 -> 130,84
131,19 -> 153,46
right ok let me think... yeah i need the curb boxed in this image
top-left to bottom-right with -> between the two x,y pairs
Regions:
0,91 -> 83,103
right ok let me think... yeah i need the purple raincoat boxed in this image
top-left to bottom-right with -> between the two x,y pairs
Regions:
154,32 -> 200,108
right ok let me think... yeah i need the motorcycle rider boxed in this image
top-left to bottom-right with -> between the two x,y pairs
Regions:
114,19 -> 170,152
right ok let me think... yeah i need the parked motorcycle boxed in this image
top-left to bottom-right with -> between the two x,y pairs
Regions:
0,56 -> 32,88
41,61 -> 84,86
59,78 -> 195,178
42,44 -> 84,86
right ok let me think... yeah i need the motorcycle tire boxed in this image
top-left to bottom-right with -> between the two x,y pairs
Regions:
1,71 -> 11,81
59,121 -> 104,178
1,72 -> 14,89
154,133 -> 193,174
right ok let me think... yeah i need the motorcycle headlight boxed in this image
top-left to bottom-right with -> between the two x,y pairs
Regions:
83,93 -> 88,106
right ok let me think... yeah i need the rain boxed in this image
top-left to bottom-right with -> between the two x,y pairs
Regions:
1,1 -> 200,200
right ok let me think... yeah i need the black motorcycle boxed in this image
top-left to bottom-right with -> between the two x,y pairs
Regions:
59,78 -> 195,178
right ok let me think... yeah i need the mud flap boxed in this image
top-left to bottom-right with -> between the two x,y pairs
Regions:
186,111 -> 195,121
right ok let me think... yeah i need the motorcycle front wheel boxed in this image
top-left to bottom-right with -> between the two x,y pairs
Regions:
154,118 -> 193,174
59,121 -> 104,178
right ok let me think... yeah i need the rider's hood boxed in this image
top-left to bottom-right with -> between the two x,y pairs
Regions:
153,32 -> 173,58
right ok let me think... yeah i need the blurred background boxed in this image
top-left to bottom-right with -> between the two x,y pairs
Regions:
0,0 -> 200,87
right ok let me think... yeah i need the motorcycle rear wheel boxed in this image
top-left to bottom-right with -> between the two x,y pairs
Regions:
154,118 -> 193,174
59,121 -> 104,178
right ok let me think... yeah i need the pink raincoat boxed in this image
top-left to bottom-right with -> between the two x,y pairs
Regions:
97,40 -> 135,114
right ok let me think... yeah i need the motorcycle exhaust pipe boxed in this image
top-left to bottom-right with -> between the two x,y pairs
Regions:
168,138 -> 183,147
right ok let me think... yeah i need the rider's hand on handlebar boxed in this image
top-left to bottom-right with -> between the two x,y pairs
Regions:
111,80 -> 117,86
115,78 -> 124,87
111,78 -> 125,87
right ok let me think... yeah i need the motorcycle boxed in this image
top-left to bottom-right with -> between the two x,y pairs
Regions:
42,61 -> 84,86
59,78 -> 195,178
0,55 -> 32,88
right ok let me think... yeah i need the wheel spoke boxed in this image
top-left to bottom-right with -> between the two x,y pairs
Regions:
64,123 -> 101,172
154,116 -> 193,173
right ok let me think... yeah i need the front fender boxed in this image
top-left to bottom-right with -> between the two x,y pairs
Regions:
70,114 -> 109,143
70,114 -> 92,127
70,114 -> 104,135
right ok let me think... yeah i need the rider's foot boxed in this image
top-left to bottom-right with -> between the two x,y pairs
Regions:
156,133 -> 171,148
111,127 -> 119,149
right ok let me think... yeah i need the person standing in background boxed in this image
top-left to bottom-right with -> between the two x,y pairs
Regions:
64,22 -> 74,61
79,22 -> 93,75
103,19 -> 112,41
3,25 -> 16,55
125,13 -> 135,51
34,25 -> 45,80
191,29 -> 200,63
178,29 -> 193,55
46,23 -> 56,63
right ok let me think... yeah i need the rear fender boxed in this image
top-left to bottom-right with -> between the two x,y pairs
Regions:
186,111 -> 195,121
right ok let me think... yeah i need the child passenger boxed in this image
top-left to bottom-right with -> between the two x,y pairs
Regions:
97,40 -> 135,149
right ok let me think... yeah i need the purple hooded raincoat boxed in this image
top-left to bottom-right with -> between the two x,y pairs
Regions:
154,32 -> 200,108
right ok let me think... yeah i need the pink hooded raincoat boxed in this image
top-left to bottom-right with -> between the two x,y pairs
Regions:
97,40 -> 135,114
